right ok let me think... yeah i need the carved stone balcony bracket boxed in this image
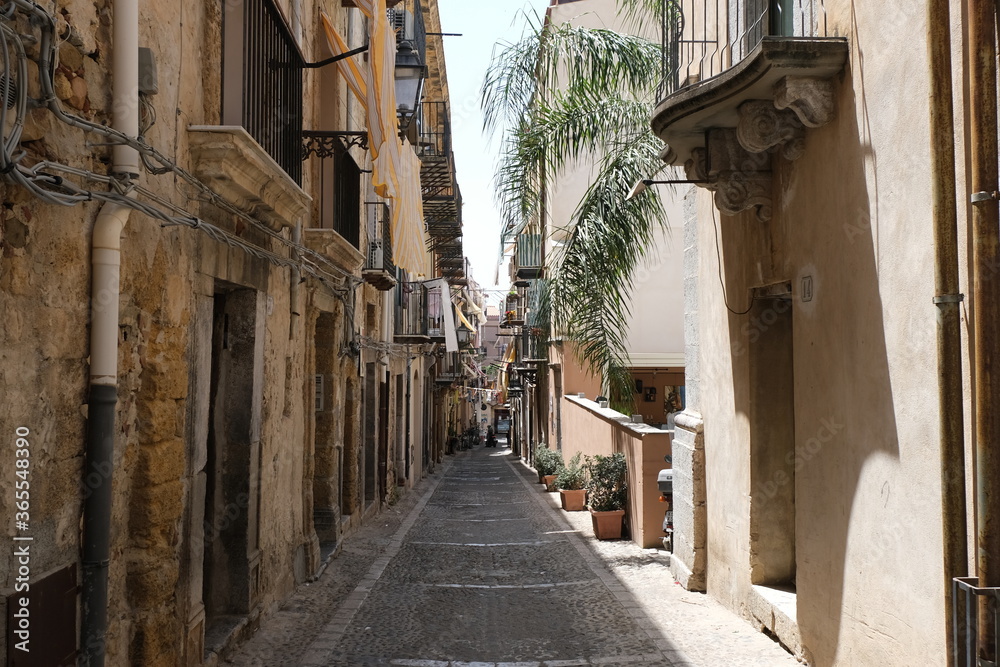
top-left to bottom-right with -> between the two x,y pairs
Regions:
737,100 -> 805,161
651,37 -> 847,220
685,129 -> 773,221
774,76 -> 836,127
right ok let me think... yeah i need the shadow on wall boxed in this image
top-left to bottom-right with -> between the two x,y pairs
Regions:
720,66 -> 901,664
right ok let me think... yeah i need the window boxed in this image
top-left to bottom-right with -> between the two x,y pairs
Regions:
223,0 -> 303,184
745,0 -> 796,54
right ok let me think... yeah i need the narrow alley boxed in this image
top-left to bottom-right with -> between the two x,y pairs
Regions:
225,444 -> 799,667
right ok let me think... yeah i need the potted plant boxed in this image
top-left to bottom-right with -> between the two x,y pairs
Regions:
534,443 -> 562,490
584,452 -> 628,539
555,452 -> 587,511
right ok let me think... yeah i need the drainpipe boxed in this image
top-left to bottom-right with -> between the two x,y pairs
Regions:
928,0 -> 967,659
290,220 -> 302,339
967,0 -> 1000,660
81,0 -> 139,664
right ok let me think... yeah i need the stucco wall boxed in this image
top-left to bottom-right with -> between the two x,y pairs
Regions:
687,0 -> 967,664
560,397 -> 672,548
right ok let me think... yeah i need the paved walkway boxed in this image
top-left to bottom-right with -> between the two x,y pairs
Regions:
226,445 -> 799,667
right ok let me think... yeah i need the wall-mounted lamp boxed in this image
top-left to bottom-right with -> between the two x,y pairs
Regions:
394,40 -> 426,131
626,177 -> 711,201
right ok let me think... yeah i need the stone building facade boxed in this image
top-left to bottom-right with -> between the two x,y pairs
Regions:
0,0 -> 465,664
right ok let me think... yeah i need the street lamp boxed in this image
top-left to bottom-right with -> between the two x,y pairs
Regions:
457,324 -> 473,348
508,373 -> 523,398
394,40 -> 426,132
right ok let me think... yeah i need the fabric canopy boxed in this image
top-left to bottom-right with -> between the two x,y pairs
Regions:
320,6 -> 430,276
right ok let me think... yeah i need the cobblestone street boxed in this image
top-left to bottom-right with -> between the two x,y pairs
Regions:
226,445 -> 800,667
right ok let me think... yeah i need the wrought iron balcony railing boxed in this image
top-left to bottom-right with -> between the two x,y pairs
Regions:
394,282 -> 429,343
417,101 -> 451,161
362,202 -> 396,290
388,0 -> 426,60
301,132 -> 362,246
435,351 -> 464,384
501,293 -> 525,328
659,0 -> 829,98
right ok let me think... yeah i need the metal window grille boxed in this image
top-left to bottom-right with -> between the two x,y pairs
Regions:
315,374 -> 325,412
224,0 -> 304,184
334,149 -> 361,247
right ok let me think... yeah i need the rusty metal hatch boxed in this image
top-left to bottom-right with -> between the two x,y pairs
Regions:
6,564 -> 77,666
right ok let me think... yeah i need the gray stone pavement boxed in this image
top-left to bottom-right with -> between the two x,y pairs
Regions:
225,445 -> 799,667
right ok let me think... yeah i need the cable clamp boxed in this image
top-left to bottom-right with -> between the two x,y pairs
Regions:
933,294 -> 965,304
971,191 -> 999,204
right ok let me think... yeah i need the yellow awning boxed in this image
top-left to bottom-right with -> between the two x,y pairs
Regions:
455,306 -> 475,332
320,4 -> 429,275
320,14 -> 369,105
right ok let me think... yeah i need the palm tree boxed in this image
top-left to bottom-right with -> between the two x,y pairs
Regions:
481,0 -> 667,409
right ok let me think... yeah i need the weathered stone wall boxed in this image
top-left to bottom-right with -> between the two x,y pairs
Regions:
0,0 -> 455,663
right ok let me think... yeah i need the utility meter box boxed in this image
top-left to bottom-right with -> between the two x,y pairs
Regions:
657,469 -> 673,494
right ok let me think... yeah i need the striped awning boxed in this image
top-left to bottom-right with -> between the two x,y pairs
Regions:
320,5 -> 430,276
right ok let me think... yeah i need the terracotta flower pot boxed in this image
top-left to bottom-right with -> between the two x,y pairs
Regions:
559,489 -> 587,511
542,474 -> 558,491
589,508 -> 625,539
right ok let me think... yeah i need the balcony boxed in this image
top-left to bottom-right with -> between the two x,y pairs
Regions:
427,287 -> 446,341
418,101 -> 463,279
362,202 -> 397,291
514,233 -> 543,280
435,351 -> 464,385
651,0 -> 848,221
394,282 -> 430,343
433,234 -> 466,284
388,0 -> 427,130
222,0 -> 303,184
501,292 -> 526,329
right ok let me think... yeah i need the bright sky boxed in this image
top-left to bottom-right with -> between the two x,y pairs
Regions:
437,0 -> 549,306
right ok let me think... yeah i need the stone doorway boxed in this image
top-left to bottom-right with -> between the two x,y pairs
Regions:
202,286 -> 263,650
748,289 -> 796,589
313,312 -> 340,543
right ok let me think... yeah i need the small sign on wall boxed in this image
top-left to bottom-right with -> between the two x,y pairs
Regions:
801,275 -> 814,302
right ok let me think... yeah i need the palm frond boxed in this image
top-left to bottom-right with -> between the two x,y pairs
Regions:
482,4 -> 673,403
548,132 -> 667,408
482,18 -> 661,134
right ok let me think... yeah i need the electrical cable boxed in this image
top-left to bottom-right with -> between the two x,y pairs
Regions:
710,205 -> 755,316
0,0 -> 363,305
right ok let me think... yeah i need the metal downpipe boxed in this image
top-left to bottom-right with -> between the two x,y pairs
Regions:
81,201 -> 132,666
928,0 -> 968,660
81,0 -> 139,662
968,0 -> 1000,660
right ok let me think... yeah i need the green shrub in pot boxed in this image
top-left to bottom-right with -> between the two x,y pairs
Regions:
533,443 -> 563,477
555,452 -> 586,491
584,452 -> 627,511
